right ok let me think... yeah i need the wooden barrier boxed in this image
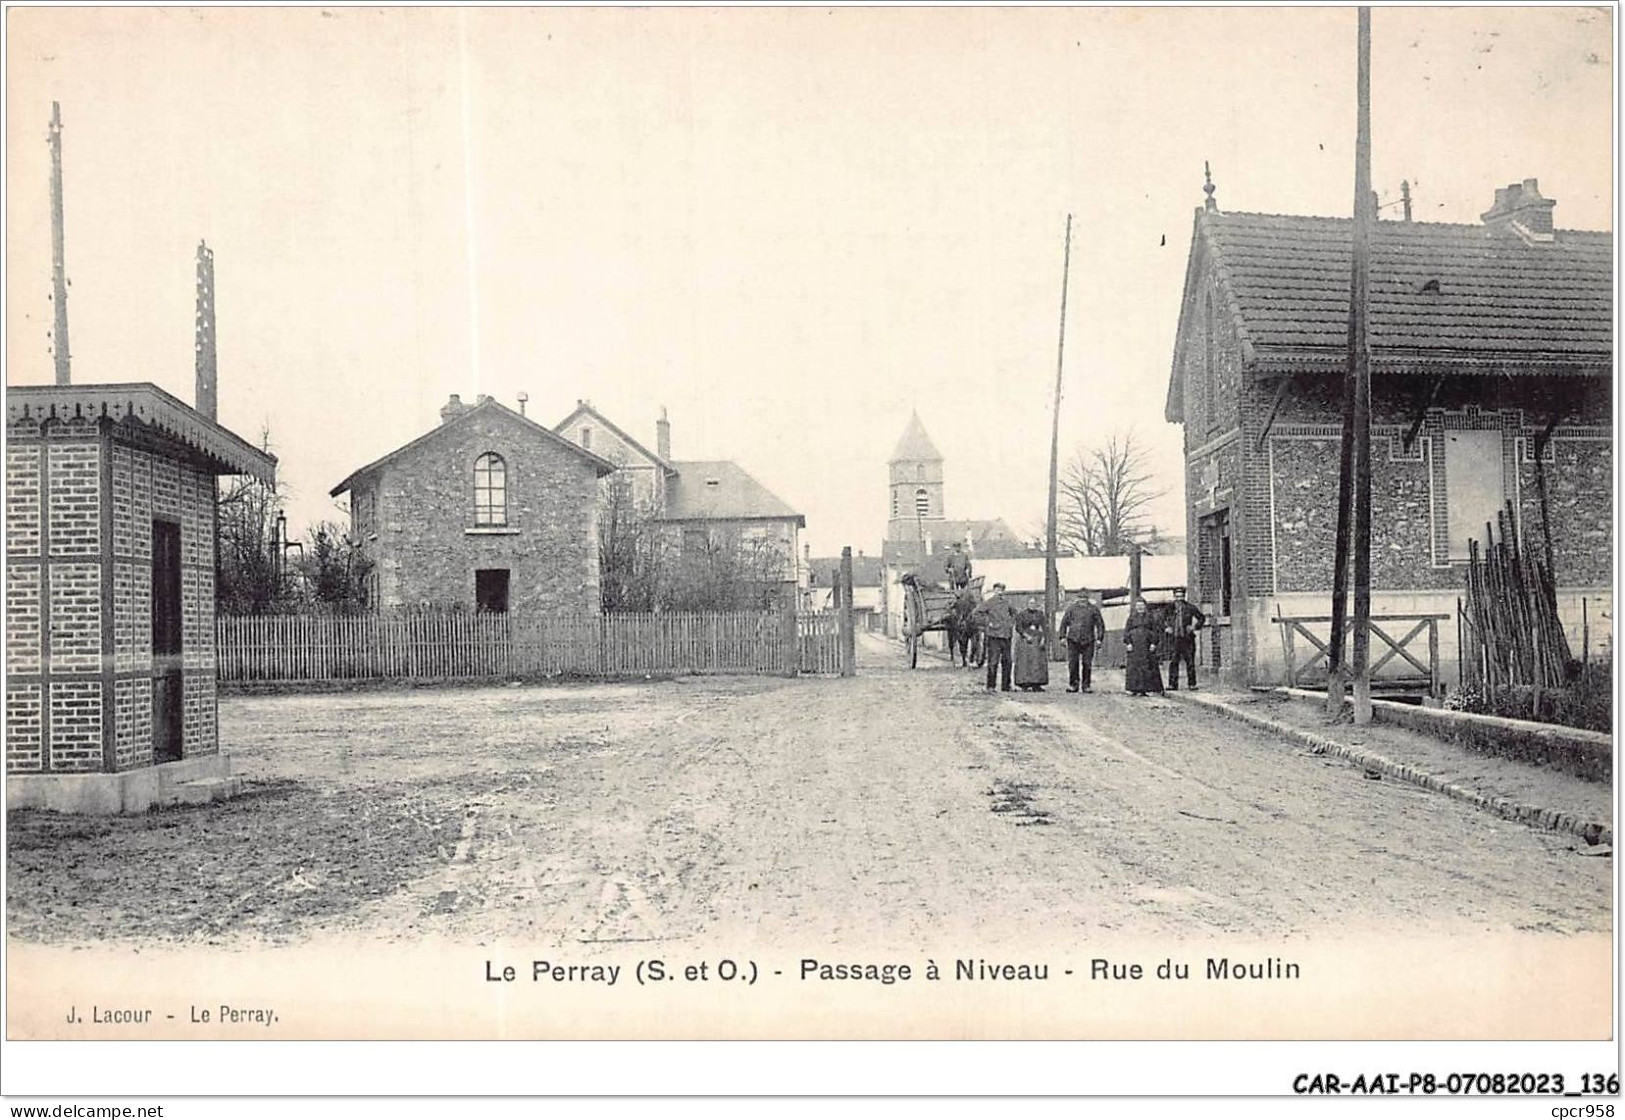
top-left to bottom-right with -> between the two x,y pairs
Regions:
217,608 -> 846,684
1274,612 -> 1448,698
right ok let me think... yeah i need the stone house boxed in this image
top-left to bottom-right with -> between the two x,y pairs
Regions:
331,394 -> 615,614
1164,177 -> 1611,688
6,382 -> 276,811
554,401 -> 807,604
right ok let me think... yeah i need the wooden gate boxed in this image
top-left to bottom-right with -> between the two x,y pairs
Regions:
1274,612 -> 1447,698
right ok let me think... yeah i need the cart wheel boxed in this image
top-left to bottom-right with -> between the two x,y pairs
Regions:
908,632 -> 918,668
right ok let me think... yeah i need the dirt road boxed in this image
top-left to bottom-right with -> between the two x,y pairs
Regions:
7,632 -> 1611,948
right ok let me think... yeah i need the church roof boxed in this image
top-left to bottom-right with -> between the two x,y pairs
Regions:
888,412 -> 942,463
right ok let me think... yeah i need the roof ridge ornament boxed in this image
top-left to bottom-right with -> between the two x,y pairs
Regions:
1203,160 -> 1218,212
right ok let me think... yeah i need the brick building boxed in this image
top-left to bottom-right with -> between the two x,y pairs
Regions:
331,394 -> 615,614
1165,177 -> 1611,687
6,382 -> 276,810
554,401 -> 807,603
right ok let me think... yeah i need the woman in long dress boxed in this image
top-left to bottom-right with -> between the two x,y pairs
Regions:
1012,596 -> 1050,691
1122,598 -> 1164,697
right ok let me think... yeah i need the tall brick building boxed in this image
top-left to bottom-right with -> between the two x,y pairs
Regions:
332,395 -> 615,614
6,383 -> 276,808
1165,177 -> 1611,687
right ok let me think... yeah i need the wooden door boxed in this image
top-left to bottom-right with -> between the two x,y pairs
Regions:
151,519 -> 183,763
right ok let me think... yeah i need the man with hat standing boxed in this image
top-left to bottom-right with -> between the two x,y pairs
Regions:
1164,587 -> 1207,691
944,541 -> 972,590
971,582 -> 1014,692
1059,588 -> 1107,693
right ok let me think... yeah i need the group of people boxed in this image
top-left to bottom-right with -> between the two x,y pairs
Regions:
967,581 -> 1206,697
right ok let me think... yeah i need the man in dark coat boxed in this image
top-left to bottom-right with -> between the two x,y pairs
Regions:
944,542 -> 972,590
971,582 -> 1014,692
1123,598 -> 1164,696
1163,587 -> 1207,691
1059,589 -> 1107,693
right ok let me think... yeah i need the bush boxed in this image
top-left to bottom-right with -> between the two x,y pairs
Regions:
1444,662 -> 1611,733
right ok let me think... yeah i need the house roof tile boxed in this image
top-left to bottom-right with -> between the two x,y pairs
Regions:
664,460 -> 805,526
1203,210 -> 1612,371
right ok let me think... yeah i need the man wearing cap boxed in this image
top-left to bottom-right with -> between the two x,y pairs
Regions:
1163,587 -> 1207,691
970,582 -> 1014,692
944,541 -> 972,590
1059,589 -> 1107,693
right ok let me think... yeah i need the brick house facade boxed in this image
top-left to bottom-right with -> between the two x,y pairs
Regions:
6,383 -> 275,781
332,395 -> 615,615
1165,179 -> 1611,688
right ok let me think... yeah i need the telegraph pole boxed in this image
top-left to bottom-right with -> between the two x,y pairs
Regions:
1349,8 -> 1375,725
48,101 -> 71,385
1328,9 -> 1374,720
195,241 -> 218,420
1045,214 -> 1073,650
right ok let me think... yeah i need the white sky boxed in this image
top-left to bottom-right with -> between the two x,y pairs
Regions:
5,6 -> 1613,556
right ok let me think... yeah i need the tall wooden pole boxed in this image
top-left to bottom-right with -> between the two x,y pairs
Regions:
1328,9 -> 1373,718
195,241 -> 218,420
1350,7 -> 1375,725
839,546 -> 856,677
48,101 -> 71,385
1045,214 -> 1073,651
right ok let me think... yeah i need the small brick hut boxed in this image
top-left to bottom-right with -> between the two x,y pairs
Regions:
6,382 -> 276,811
1164,178 -> 1611,688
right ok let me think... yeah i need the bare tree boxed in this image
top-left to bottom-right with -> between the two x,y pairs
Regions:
216,425 -> 300,615
296,520 -> 375,614
598,468 -> 669,612
1058,429 -> 1168,556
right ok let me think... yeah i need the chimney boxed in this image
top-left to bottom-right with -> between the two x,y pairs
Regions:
1481,178 -> 1556,241
656,406 -> 671,460
1400,179 -> 1413,222
440,394 -> 468,424
194,241 -> 217,420
516,391 -> 529,417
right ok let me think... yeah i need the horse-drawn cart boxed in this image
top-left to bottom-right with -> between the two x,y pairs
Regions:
900,573 -> 983,668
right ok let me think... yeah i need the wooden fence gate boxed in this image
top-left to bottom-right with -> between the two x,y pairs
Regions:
1274,612 -> 1448,698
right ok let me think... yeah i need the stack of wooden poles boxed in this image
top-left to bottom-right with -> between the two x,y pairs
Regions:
1461,501 -> 1571,699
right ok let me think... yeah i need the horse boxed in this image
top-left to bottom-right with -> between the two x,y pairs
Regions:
946,590 -> 984,669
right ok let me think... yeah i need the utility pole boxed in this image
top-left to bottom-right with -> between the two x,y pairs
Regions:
48,101 -> 71,385
195,241 -> 218,420
1349,7 -> 1375,726
1045,214 -> 1072,653
1327,9 -> 1373,720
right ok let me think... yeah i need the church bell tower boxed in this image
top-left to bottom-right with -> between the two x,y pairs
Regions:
887,412 -> 945,542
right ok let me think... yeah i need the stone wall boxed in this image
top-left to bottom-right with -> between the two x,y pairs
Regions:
365,409 -> 603,614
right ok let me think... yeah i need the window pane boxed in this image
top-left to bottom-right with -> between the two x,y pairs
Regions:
1445,431 -> 1504,559
475,453 -> 507,526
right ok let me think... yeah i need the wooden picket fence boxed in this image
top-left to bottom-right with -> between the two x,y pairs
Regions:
216,608 -> 846,684
797,611 -> 843,675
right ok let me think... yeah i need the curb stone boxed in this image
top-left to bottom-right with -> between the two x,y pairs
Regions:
1170,691 -> 1612,848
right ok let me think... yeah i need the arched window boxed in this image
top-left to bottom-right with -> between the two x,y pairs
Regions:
474,453 -> 507,526
914,488 -> 930,518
